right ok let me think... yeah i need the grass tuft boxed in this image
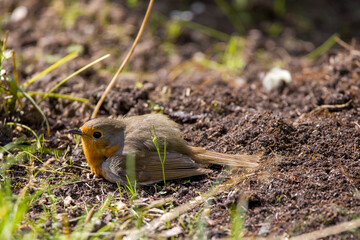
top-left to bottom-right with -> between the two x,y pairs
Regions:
150,125 -> 167,186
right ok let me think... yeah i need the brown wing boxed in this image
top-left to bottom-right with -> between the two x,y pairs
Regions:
100,151 -> 211,185
122,114 -> 191,156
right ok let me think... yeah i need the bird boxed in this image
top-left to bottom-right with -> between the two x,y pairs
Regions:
69,114 -> 259,185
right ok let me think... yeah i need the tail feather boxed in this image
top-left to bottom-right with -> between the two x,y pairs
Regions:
191,147 -> 260,168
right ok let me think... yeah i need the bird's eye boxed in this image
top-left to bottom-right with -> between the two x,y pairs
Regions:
93,132 -> 102,139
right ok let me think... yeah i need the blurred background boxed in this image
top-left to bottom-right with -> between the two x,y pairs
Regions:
2,0 -> 360,67
1,0 -> 359,99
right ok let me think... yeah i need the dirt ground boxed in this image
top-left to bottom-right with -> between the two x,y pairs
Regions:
1,0 -> 360,239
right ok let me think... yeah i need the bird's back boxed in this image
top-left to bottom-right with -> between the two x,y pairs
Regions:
122,114 -> 191,155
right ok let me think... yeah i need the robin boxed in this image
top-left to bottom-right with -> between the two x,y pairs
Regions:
69,114 -> 259,185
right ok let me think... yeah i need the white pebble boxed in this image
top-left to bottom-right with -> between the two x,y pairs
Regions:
64,195 -> 73,207
116,201 -> 127,211
11,6 -> 28,22
262,67 -> 292,91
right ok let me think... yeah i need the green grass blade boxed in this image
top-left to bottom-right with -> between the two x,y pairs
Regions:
23,91 -> 92,104
126,152 -> 136,192
0,137 -> 27,155
163,137 -> 166,163
0,180 -> 45,240
5,122 -> 38,139
21,52 -> 79,88
214,0 -> 245,34
7,76 -> 18,114
307,33 -> 338,60
71,195 -> 113,240
17,86 -> 50,136
41,54 -> 110,102
178,20 -> 230,42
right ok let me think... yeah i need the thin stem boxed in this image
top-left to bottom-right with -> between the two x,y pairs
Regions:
91,0 -> 154,119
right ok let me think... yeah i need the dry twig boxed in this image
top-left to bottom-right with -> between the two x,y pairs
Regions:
91,0 -> 154,118
293,100 -> 352,126
290,218 -> 360,240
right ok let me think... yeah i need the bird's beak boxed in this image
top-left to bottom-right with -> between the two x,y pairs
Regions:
68,129 -> 83,135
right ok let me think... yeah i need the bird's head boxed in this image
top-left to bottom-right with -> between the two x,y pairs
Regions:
69,118 -> 125,176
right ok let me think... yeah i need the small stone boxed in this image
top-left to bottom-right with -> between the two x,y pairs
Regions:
64,195 -> 73,207
179,187 -> 189,195
11,6 -> 28,22
116,201 -> 127,211
262,67 -> 292,91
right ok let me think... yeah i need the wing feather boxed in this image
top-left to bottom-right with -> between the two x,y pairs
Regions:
100,151 -> 211,185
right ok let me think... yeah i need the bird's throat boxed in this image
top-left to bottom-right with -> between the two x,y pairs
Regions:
81,138 -> 104,177
81,137 -> 120,177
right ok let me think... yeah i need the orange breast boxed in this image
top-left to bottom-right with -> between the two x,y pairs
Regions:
81,137 -> 120,177
81,138 -> 102,176
104,145 -> 121,158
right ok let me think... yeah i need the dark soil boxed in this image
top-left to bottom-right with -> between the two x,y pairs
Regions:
1,0 -> 360,239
